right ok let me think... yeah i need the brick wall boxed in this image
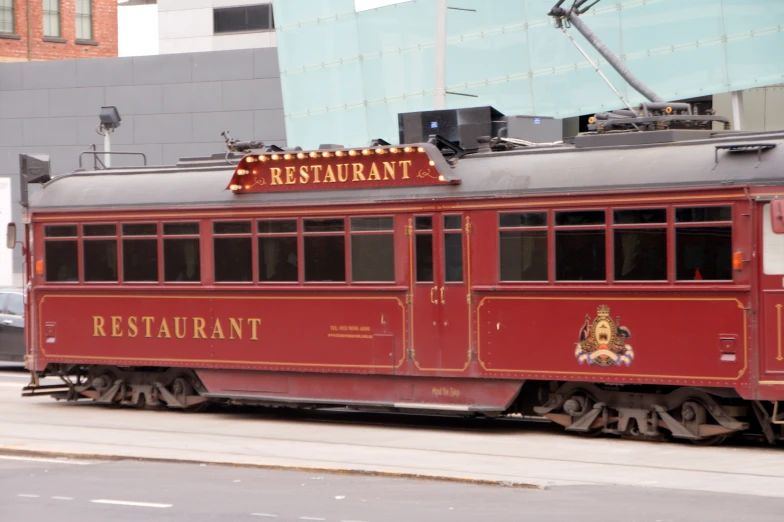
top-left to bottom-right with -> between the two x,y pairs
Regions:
0,0 -> 117,62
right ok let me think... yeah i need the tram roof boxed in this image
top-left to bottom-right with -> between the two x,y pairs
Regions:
28,129 -> 784,212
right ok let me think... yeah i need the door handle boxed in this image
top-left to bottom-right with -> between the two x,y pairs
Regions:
430,286 -> 438,304
440,287 -> 445,305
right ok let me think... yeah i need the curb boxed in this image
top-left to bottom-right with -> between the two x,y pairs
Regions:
0,447 -> 545,490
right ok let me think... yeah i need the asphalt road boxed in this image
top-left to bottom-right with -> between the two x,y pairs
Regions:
2,365 -> 784,501
0,455 -> 782,522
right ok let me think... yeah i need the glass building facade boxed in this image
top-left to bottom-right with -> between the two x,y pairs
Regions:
272,0 -> 784,149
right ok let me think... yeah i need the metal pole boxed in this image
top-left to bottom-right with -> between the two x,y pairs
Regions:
433,0 -> 447,110
561,10 -> 662,103
731,90 -> 745,131
104,131 -> 112,168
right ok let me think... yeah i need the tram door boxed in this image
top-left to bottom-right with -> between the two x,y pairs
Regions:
410,213 -> 470,373
760,202 -> 784,378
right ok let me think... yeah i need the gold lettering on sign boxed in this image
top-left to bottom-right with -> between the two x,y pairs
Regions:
337,164 -> 349,182
311,165 -> 322,183
93,316 -> 106,337
270,167 -> 283,185
399,160 -> 412,179
323,165 -> 337,183
352,163 -> 365,182
299,165 -> 310,184
90,316 -> 263,341
285,166 -> 296,185
367,163 -> 381,181
383,162 -> 396,180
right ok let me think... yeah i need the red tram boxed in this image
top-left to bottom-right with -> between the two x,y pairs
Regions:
9,109 -> 784,445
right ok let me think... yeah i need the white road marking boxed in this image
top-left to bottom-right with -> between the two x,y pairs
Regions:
52,496 -> 74,500
251,514 -> 278,518
0,455 -> 91,466
91,499 -> 172,508
17,494 -> 40,498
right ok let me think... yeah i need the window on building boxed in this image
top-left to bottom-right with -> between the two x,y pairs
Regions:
75,0 -> 92,40
304,218 -> 345,282
43,0 -> 60,37
213,4 -> 274,34
44,225 -> 78,282
0,0 -> 13,34
258,219 -> 298,282
350,217 -> 394,282
555,210 -> 606,281
499,212 -> 547,282
675,206 -> 732,281
83,224 -> 117,282
613,209 -> 666,281
163,222 -> 200,282
122,223 -> 158,282
214,221 -> 252,283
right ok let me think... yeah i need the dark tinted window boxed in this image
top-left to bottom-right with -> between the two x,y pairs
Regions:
164,239 -> 200,282
351,217 -> 393,231
555,210 -> 605,226
304,219 -> 344,232
352,235 -> 394,282
444,232 -> 463,282
556,230 -> 605,281
123,239 -> 158,282
215,237 -> 252,282
499,212 -> 547,228
163,222 -> 200,235
259,236 -> 298,282
614,229 -> 666,281
214,221 -> 251,234
444,215 -> 462,230
84,224 -> 116,236
500,230 -> 547,281
415,216 -> 433,230
46,240 -> 78,282
304,236 -> 345,282
675,206 -> 731,223
613,209 -> 666,224
44,225 -> 77,237
214,4 -> 274,34
415,234 -> 433,282
258,220 -> 297,234
123,223 -> 157,236
676,226 -> 732,280
84,240 -> 118,282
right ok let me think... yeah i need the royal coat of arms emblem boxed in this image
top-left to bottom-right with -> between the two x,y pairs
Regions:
575,305 -> 634,367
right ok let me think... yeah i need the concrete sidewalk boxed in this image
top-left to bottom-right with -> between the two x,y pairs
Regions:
0,384 -> 782,497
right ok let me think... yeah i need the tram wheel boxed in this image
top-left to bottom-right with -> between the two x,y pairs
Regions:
690,435 -> 727,446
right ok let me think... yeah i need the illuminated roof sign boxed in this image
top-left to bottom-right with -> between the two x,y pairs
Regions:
226,144 -> 459,194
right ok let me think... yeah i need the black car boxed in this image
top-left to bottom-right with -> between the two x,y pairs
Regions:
0,289 -> 24,362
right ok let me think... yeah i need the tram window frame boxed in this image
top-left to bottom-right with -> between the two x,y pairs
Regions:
612,208 -> 667,282
43,224 -> 79,283
258,219 -> 299,283
350,216 -> 395,283
498,211 -> 548,283
674,205 -> 733,282
162,221 -> 201,283
82,223 -> 119,283
303,218 -> 345,283
554,209 -> 607,282
121,222 -> 160,283
213,221 -> 253,284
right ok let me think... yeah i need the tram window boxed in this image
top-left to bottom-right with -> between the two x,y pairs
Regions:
44,225 -> 77,238
613,209 -> 666,224
350,217 -> 394,282
259,236 -> 298,282
163,223 -> 200,282
415,216 -> 433,230
304,219 -> 344,233
84,224 -> 117,236
499,212 -> 547,228
499,231 -> 547,281
555,230 -> 605,281
444,233 -> 463,282
555,210 -> 605,226
84,241 -> 118,282
614,229 -> 666,281
123,223 -> 157,236
45,240 -> 78,282
444,215 -> 462,230
123,239 -> 158,282
259,220 -> 297,234
676,227 -> 732,280
304,236 -> 345,282
163,222 -> 199,235
214,221 -> 252,283
415,234 -> 433,282
675,206 -> 731,223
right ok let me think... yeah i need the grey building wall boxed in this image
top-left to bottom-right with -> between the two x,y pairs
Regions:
0,48 -> 286,280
